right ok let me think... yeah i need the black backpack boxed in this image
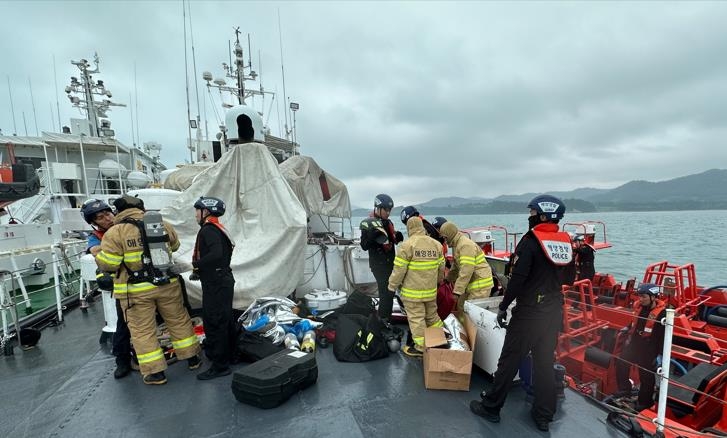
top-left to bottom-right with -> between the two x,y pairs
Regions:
333,313 -> 389,362
341,290 -> 375,316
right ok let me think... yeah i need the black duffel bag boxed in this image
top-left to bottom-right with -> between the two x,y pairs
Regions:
236,330 -> 286,363
341,290 -> 375,316
333,313 -> 389,362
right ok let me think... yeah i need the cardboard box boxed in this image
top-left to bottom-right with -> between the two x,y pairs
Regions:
423,313 -> 477,391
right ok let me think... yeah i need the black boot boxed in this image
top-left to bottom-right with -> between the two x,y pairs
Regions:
531,410 -> 550,432
143,371 -> 167,385
470,400 -> 500,423
114,359 -> 132,379
197,366 -> 231,380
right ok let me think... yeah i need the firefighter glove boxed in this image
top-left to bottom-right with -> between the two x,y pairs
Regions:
189,270 -> 200,281
496,309 -> 508,329
395,231 -> 404,243
169,262 -> 193,275
96,273 -> 114,291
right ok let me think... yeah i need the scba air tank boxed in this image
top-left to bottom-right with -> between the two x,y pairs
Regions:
143,211 -> 173,271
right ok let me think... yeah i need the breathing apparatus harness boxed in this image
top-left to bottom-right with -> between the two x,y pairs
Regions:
120,211 -> 174,287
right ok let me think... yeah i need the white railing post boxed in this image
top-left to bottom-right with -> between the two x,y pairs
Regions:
654,308 -> 675,434
52,244 -> 64,323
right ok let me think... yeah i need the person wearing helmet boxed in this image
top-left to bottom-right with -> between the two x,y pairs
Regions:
387,217 -> 445,357
96,195 -> 202,385
359,194 -> 403,322
81,198 -> 136,379
401,205 -> 445,245
573,234 -> 596,281
432,216 -> 448,230
191,197 -> 236,380
439,221 -> 494,311
615,283 -> 667,411
81,198 -> 115,256
471,194 -> 575,432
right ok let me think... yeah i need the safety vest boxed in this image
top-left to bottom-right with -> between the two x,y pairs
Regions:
531,223 -> 573,266
631,299 -> 667,337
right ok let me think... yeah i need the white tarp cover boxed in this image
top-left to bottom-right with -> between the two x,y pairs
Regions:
163,162 -> 213,191
161,143 -> 307,309
279,155 -> 351,219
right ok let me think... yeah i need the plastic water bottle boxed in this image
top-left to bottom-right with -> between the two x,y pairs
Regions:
284,333 -> 300,350
300,331 -> 316,353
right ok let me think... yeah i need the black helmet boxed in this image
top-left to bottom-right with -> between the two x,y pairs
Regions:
527,194 -> 566,221
374,194 -> 394,210
432,216 -> 448,230
636,283 -> 660,297
112,195 -> 145,213
194,196 -> 226,216
80,199 -> 112,224
400,206 -> 419,224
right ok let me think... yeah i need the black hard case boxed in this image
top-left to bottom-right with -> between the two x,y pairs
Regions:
231,348 -> 318,409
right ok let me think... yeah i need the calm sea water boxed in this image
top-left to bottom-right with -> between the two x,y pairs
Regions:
350,210 -> 727,287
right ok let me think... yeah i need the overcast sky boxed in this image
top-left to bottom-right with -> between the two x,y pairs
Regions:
2,1 -> 726,208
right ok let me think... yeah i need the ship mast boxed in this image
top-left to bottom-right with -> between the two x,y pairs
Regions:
65,54 -> 125,137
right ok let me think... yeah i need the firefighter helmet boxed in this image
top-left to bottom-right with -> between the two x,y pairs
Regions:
80,199 -> 112,224
432,216 -> 448,229
194,196 -> 226,216
527,194 -> 566,221
113,195 -> 145,213
636,283 -> 660,297
400,206 -> 419,224
374,194 -> 394,210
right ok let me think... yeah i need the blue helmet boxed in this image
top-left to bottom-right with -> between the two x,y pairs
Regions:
194,196 -> 226,216
80,198 -> 112,224
432,216 -> 448,230
637,283 -> 660,297
400,206 -> 419,224
527,194 -> 566,221
374,194 -> 394,210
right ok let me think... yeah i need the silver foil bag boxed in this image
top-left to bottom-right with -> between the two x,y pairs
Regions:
443,313 -> 470,351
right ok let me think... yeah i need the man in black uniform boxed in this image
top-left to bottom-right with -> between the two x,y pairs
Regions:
192,196 -> 236,380
470,195 -> 575,432
573,235 -> 596,281
359,194 -> 403,322
615,283 -> 667,411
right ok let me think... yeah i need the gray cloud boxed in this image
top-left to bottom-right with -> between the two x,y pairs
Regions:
1,1 -> 726,208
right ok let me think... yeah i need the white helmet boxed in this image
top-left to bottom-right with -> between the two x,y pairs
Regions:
224,105 -> 265,143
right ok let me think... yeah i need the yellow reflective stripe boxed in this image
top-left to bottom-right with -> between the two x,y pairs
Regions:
429,320 -> 444,328
408,260 -> 440,271
112,278 -> 177,295
400,287 -> 437,300
459,253 -> 486,266
172,335 -> 199,350
124,251 -> 143,263
96,272 -> 115,279
412,336 -> 424,346
467,276 -> 495,291
393,257 -> 409,267
137,348 -> 165,364
97,251 -> 122,267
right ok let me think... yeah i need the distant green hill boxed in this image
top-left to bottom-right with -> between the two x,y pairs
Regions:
351,169 -> 727,216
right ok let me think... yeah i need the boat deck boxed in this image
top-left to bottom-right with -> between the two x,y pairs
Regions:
1,301 -> 625,438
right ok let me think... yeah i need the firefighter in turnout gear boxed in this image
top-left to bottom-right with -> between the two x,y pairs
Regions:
439,221 -> 495,311
470,194 -> 575,432
95,195 -> 201,385
359,194 -> 403,321
387,217 -> 445,357
615,283 -> 667,411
